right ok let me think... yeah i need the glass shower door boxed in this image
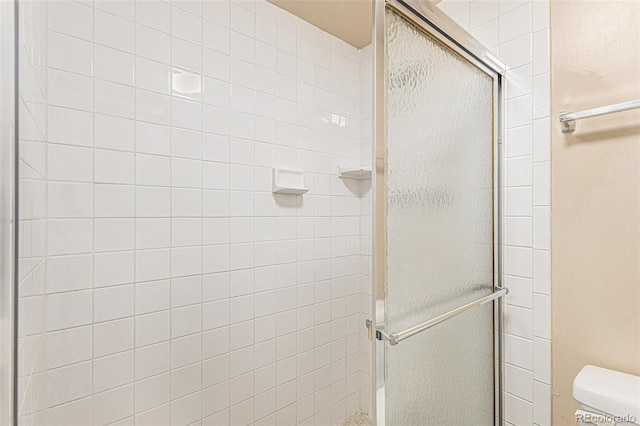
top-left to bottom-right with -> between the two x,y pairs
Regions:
373,2 -> 503,425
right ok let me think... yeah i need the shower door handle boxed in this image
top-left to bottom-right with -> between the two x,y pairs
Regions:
375,286 -> 508,345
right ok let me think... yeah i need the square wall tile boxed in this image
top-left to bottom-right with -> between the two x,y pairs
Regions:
533,294 -> 551,339
533,337 -> 551,384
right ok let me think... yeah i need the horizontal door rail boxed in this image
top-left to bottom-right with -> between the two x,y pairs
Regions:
375,286 -> 508,345
559,99 -> 640,133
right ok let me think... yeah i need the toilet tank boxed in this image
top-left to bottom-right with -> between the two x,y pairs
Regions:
573,365 -> 640,425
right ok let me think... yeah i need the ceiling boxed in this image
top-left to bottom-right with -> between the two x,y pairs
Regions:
267,0 -> 373,48
267,0 -> 444,49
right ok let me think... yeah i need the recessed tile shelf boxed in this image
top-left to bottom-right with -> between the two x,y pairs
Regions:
272,167 -> 308,195
338,166 -> 372,180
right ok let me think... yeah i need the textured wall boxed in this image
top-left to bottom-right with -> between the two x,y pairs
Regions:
550,0 -> 640,423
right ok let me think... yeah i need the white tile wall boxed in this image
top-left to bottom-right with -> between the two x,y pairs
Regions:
17,0 -> 48,425
439,0 -> 551,424
22,0 -> 373,425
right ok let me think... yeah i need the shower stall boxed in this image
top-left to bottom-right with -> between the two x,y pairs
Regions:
0,0 -> 508,424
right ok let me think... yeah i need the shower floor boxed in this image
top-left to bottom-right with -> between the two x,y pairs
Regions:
340,410 -> 374,426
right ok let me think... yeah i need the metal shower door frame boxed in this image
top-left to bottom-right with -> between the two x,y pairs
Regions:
371,0 -> 505,424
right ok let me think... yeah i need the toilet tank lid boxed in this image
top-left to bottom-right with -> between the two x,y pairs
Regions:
573,365 -> 640,421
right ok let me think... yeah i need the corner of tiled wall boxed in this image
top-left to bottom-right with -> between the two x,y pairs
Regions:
438,0 -> 551,424
357,43 -> 374,416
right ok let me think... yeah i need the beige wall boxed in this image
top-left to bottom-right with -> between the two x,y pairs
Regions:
551,0 -> 640,424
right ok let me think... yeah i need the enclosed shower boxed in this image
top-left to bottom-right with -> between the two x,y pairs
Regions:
1,0 -> 554,425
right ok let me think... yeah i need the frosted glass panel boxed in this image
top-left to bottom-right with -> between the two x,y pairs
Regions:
384,8 -> 495,425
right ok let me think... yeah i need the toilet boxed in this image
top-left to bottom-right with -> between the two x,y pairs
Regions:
573,365 -> 640,425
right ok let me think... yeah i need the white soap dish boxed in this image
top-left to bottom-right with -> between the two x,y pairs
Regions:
338,166 -> 372,180
272,167 -> 308,195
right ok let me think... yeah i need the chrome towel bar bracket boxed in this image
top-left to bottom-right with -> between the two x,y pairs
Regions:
559,99 -> 640,133
369,286 -> 508,346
